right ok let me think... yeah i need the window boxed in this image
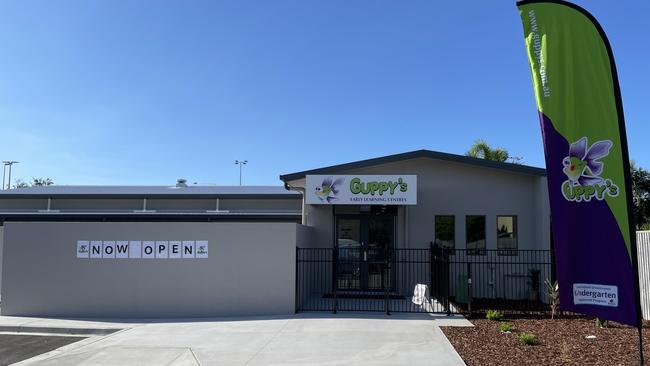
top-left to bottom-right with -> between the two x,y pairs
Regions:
435,216 -> 455,250
466,216 -> 486,255
497,216 -> 518,255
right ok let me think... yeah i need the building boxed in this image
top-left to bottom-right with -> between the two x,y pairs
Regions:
0,150 -> 550,318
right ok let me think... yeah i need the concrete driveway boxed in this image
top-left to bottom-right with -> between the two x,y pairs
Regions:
12,313 -> 469,366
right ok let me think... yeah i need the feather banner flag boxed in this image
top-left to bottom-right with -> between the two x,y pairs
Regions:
517,0 -> 641,326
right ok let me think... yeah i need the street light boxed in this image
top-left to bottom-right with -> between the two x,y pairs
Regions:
234,160 -> 248,186
2,161 -> 19,190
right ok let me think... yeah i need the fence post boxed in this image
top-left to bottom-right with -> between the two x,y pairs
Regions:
385,248 -> 390,315
445,248 -> 451,316
430,242 -> 435,308
467,262 -> 472,317
333,248 -> 338,314
295,247 -> 299,313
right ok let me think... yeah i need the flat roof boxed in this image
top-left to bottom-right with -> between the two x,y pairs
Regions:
280,149 -> 547,182
0,185 -> 301,199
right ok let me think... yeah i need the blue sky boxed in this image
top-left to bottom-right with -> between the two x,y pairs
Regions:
0,1 -> 647,186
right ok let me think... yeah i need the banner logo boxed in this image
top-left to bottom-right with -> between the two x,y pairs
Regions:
561,137 -> 619,202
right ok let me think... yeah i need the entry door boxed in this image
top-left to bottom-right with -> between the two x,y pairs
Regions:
336,216 -> 394,291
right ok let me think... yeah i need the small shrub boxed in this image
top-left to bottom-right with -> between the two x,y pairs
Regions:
486,310 -> 504,321
499,322 -> 514,333
595,318 -> 609,328
544,279 -> 560,319
519,332 -> 538,346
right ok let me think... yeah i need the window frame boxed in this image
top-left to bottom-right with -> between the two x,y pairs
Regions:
496,215 -> 518,256
465,215 -> 486,256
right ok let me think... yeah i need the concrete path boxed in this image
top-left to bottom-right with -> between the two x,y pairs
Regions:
6,313 -> 470,366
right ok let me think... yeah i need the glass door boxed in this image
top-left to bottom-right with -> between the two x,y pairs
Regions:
336,218 -> 364,290
335,213 -> 394,291
366,216 -> 394,291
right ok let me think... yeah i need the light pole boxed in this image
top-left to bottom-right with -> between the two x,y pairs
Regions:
2,161 -> 18,189
235,160 -> 248,186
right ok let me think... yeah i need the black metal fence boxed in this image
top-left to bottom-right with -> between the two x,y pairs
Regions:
443,247 -> 554,315
296,247 -> 447,314
296,245 -> 554,315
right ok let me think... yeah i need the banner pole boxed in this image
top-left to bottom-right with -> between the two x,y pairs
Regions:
638,325 -> 644,365
608,16 -> 645,366
612,36 -> 645,366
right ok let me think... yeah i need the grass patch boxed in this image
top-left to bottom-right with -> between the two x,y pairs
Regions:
518,332 -> 538,346
486,310 -> 504,321
499,322 -> 514,333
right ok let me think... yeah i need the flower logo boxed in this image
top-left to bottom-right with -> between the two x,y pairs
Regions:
315,176 -> 343,203
561,137 -> 619,202
562,137 -> 612,186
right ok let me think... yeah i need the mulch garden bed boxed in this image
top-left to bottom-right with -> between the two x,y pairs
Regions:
441,316 -> 650,365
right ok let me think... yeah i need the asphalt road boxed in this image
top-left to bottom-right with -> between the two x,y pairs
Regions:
0,334 -> 85,366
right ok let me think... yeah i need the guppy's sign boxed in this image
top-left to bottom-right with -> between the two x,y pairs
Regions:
305,175 -> 417,205
76,240 -> 209,259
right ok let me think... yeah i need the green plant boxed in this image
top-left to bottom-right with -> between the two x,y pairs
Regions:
466,139 -> 511,163
595,318 -> 608,328
519,332 -> 538,346
486,310 -> 504,321
499,322 -> 514,333
544,279 -> 560,319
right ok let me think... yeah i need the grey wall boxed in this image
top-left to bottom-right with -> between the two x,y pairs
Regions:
0,199 -> 48,211
0,226 -> 3,302
288,158 -> 551,301
1,222 -> 302,318
0,196 -> 302,215
292,157 -> 550,251
52,198 -> 143,211
219,198 -> 301,212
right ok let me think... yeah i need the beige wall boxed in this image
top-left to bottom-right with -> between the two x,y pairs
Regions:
289,157 -> 550,251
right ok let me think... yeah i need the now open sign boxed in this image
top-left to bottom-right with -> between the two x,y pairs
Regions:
76,240 -> 209,259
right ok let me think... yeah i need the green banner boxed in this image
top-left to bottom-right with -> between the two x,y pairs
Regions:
517,0 -> 640,326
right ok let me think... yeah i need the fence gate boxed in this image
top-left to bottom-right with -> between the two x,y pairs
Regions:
295,246 -> 450,314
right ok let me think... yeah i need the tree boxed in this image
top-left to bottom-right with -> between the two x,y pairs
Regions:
13,177 -> 54,189
631,161 -> 650,230
31,177 -> 54,186
13,179 -> 29,188
466,139 -> 519,163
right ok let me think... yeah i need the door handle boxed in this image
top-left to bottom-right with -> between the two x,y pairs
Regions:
364,250 -> 367,262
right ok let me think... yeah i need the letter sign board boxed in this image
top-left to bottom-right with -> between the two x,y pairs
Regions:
77,240 -> 208,260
